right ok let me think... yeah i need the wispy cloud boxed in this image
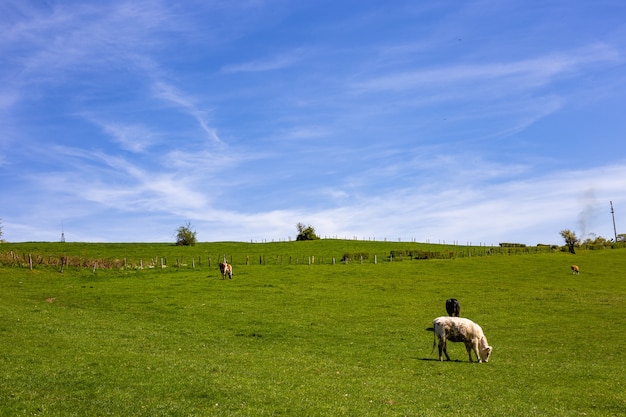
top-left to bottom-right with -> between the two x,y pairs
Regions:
152,81 -> 222,144
89,120 -> 158,153
221,49 -> 303,73
33,145 -> 212,216
2,2 -> 170,78
353,44 -> 621,93
293,163 -> 626,244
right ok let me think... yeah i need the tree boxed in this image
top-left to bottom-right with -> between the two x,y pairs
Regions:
560,229 -> 579,254
296,223 -> 319,241
582,234 -> 608,246
176,221 -> 197,246
0,218 -> 3,241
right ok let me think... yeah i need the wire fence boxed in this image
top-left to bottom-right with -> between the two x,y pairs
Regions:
3,243 -> 612,272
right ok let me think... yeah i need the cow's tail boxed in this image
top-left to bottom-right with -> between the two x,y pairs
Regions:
431,326 -> 436,354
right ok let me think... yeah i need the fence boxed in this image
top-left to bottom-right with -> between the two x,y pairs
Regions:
0,244 -> 581,272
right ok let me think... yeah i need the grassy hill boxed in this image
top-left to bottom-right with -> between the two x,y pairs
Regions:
0,241 -> 624,416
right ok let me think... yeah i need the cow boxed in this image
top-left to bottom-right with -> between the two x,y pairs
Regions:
571,265 -> 580,275
445,298 -> 460,317
218,262 -> 233,279
432,316 -> 492,363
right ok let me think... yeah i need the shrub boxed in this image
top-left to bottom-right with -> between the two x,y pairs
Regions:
296,223 -> 319,241
175,222 -> 197,246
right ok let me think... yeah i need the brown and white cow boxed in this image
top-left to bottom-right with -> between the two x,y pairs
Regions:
571,265 -> 579,275
219,262 -> 233,279
432,316 -> 492,363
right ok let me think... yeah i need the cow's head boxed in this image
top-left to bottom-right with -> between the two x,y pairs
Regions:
480,343 -> 493,362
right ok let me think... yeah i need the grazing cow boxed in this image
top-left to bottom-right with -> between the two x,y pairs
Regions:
219,262 -> 233,279
432,316 -> 492,363
445,298 -> 460,317
571,265 -> 580,275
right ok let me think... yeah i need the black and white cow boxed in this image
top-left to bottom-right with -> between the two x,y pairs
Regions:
432,316 -> 492,363
445,298 -> 460,317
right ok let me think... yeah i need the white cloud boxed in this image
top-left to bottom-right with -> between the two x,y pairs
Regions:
221,50 -> 302,73
204,162 -> 626,245
91,121 -> 158,153
353,44 -> 621,94
2,2 -> 168,77
152,81 -> 222,144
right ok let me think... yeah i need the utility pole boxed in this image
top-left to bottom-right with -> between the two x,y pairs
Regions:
610,201 -> 617,242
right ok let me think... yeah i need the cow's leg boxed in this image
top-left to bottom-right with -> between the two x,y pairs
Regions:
467,341 -> 483,363
437,340 -> 444,361
439,339 -> 450,361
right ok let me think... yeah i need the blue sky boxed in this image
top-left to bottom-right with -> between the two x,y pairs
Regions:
1,0 -> 625,245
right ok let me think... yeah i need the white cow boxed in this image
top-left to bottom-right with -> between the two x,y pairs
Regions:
432,316 -> 492,363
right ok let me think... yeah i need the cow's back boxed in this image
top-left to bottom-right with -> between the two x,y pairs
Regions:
433,316 -> 481,342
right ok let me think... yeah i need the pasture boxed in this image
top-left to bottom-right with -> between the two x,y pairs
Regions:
0,241 -> 624,416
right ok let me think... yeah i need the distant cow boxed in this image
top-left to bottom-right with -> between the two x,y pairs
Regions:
219,262 -> 233,279
571,265 -> 580,275
445,298 -> 460,317
432,316 -> 492,363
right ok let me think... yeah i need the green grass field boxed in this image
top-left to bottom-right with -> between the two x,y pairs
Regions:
1,241 -> 624,416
